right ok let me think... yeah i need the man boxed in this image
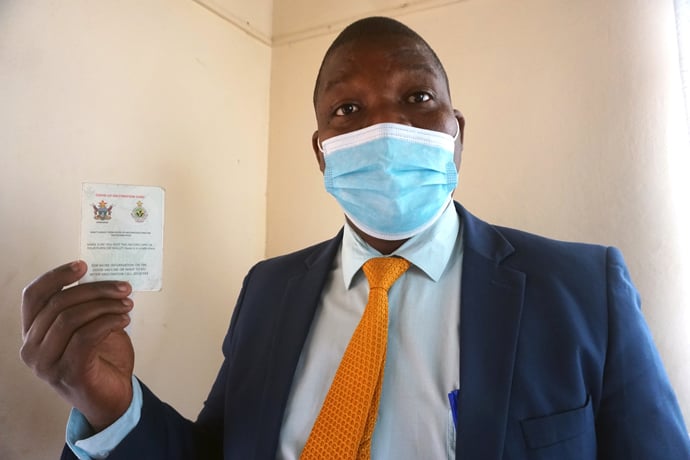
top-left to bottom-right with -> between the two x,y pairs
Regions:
20,16 -> 690,460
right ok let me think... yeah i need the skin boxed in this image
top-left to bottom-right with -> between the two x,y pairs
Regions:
312,35 -> 465,254
20,261 -> 134,431
19,32 -> 466,434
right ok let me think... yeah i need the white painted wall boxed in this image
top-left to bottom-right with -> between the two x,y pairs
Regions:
1,1 -> 688,459
266,0 -> 690,424
0,1 -> 271,458
194,0 -> 274,44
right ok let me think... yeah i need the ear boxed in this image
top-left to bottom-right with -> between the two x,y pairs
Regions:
454,109 -> 465,144
312,130 -> 326,173
453,109 -> 466,171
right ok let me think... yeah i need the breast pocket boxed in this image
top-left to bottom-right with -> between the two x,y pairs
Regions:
520,395 -> 596,458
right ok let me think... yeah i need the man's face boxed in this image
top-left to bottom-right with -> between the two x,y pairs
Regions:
312,35 -> 464,171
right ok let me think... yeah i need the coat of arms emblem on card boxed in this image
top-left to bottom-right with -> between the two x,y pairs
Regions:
131,200 -> 148,223
92,200 -> 113,220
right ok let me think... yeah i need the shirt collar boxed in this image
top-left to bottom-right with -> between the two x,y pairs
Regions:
341,202 -> 461,289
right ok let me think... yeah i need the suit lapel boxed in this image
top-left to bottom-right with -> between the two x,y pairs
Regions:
455,206 -> 526,460
250,205 -> 525,459
255,232 -> 343,459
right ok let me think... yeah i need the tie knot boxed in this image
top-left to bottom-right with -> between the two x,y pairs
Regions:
362,257 -> 411,291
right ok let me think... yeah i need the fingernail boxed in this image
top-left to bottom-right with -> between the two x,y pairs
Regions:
117,282 -> 130,292
70,261 -> 82,272
122,298 -> 133,308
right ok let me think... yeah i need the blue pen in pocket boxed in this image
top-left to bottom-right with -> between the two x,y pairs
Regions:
447,389 -> 459,429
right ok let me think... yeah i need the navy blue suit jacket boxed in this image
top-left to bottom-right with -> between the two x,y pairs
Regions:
62,204 -> 690,459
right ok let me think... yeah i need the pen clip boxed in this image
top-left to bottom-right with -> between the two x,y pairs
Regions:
447,389 -> 459,428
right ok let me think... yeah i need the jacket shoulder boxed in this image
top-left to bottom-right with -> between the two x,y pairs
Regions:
251,232 -> 342,277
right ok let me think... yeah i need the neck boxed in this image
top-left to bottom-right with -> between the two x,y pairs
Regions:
346,217 -> 409,255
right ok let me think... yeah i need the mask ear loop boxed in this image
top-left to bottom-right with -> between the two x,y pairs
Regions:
317,137 -> 325,153
452,117 -> 461,142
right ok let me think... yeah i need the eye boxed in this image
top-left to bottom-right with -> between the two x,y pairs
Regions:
407,91 -> 432,103
334,103 -> 360,116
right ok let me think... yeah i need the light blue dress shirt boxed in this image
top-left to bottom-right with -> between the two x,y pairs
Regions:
66,375 -> 142,459
67,203 -> 463,459
277,202 -> 463,459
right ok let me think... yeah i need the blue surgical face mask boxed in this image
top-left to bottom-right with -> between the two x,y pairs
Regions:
319,120 -> 461,241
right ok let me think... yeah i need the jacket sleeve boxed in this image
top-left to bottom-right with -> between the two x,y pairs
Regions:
60,381 -> 216,460
60,266 -> 256,460
595,247 -> 690,458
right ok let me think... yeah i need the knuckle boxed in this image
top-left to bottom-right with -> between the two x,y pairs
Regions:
21,283 -> 37,306
30,355 -> 57,382
71,328 -> 89,348
53,307 -> 76,332
69,321 -> 99,349
20,343 -> 41,373
70,328 -> 87,344
19,342 -> 33,365
33,361 -> 51,380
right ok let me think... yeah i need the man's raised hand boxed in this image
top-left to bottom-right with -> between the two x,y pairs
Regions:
20,260 -> 135,432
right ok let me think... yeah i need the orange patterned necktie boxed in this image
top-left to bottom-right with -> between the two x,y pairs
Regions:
300,256 -> 411,460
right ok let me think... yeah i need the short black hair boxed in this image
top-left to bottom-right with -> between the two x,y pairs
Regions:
312,16 -> 450,106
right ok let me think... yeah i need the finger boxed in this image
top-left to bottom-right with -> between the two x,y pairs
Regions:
44,297 -> 133,351
21,280 -> 133,372
25,280 -> 132,342
22,264 -> 132,338
23,299 -> 132,380
21,261 -> 86,334
58,314 -> 133,390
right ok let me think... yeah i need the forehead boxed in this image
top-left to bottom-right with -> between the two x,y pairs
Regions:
317,36 -> 444,98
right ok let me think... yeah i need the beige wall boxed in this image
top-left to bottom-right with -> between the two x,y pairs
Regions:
266,0 -> 690,423
0,1 -> 270,458
2,0 -> 689,458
